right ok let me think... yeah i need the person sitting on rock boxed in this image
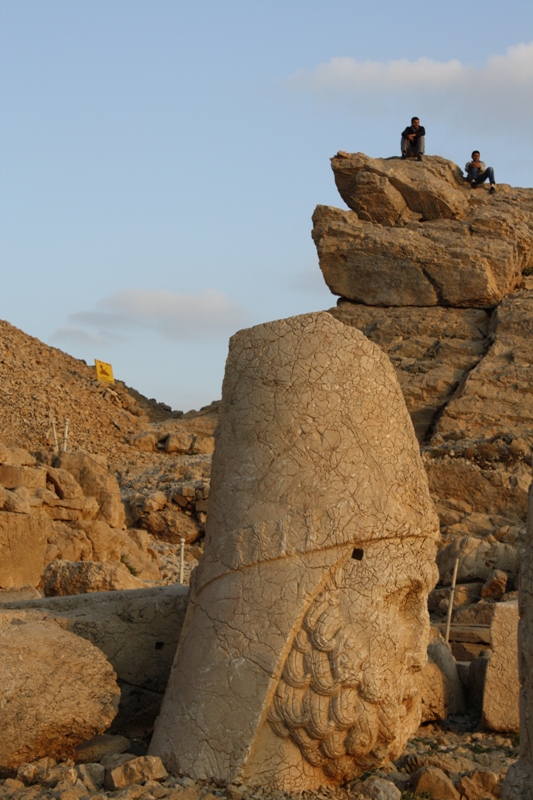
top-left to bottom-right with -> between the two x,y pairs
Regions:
401,117 -> 425,161
465,151 -> 496,193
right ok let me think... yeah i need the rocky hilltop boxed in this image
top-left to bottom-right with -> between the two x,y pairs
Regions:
311,154 -> 533,609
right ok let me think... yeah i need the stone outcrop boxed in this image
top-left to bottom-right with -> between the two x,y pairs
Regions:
315,152 -> 533,309
0,613 -> 119,772
150,312 -> 439,790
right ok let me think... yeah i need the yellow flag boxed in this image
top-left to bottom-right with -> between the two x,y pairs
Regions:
95,360 -> 115,383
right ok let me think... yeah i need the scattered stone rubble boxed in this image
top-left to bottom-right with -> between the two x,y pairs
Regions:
0,722 -> 519,800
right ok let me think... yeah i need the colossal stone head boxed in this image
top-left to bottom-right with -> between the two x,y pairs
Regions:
150,312 -> 439,791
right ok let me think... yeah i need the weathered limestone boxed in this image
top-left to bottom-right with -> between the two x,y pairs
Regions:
55,451 -> 125,529
503,481 -> 533,798
420,631 -> 465,722
150,312 -> 439,790
482,600 -> 519,731
3,584 -> 189,737
0,511 -> 49,589
0,614 -> 119,772
331,152 -> 468,222
328,302 -> 490,442
43,559 -> 147,596
314,154 -> 533,310
313,204 -> 527,309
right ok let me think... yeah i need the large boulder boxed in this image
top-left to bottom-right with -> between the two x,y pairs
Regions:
150,312 -> 439,791
0,613 -> 119,773
331,152 -> 468,222
3,584 -> 188,738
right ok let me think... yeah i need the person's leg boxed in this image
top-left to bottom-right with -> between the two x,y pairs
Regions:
415,136 -> 425,156
467,167 -> 480,186
401,137 -> 409,157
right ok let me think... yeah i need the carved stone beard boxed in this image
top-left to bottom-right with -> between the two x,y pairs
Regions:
267,537 -> 436,782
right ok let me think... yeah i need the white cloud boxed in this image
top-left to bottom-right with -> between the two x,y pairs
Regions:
58,288 -> 247,344
51,326 -> 106,347
286,42 -> 533,128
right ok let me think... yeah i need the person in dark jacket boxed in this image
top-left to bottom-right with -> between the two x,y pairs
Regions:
401,117 -> 425,161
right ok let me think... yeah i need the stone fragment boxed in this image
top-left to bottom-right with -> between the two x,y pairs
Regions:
128,432 -> 158,452
483,600 -> 519,731
140,507 -> 200,544
74,734 -> 131,764
162,431 -> 194,455
349,775 -> 401,799
55,452 -> 125,528
420,632 -> 465,722
43,559 -> 146,596
481,569 -> 508,599
104,756 -> 167,790
0,465 -> 46,490
0,615 -> 119,772
150,312 -> 439,790
410,765 -> 460,799
0,511 -> 48,589
46,467 -> 85,502
457,770 -> 500,800
4,486 -> 32,514
190,435 -> 215,455
75,763 -> 105,793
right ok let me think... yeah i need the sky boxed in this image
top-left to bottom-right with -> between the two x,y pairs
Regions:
1,1 -> 532,412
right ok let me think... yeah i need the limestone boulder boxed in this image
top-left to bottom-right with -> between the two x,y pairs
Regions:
140,507 -> 200,544
3,584 -> 188,737
55,451 -> 125,529
331,152 -> 468,222
0,445 -> 36,467
150,312 -> 439,790
43,560 -> 146,596
0,613 -> 119,772
313,204 -> 526,309
0,511 -> 49,589
482,600 -> 519,731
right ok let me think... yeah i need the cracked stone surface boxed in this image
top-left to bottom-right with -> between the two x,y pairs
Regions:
503,472 -> 533,799
150,312 -> 439,791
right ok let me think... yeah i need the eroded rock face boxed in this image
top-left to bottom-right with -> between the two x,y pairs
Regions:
314,154 -> 533,309
150,312 -> 439,791
503,478 -> 533,799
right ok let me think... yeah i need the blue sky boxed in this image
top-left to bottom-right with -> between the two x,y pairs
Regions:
1,1 -> 532,410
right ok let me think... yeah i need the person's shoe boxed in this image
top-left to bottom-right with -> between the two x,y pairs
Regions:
489,184 -> 496,194
417,154 -> 423,162
471,181 -> 477,188
401,152 -> 407,159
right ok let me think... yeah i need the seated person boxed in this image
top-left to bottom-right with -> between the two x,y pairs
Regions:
465,151 -> 496,193
401,117 -> 425,161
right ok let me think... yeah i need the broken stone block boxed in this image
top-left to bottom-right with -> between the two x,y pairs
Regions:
150,312 -> 439,790
0,464 -> 47,490
481,569 -> 508,599
43,560 -> 146,596
0,511 -> 49,589
483,600 -> 519,731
